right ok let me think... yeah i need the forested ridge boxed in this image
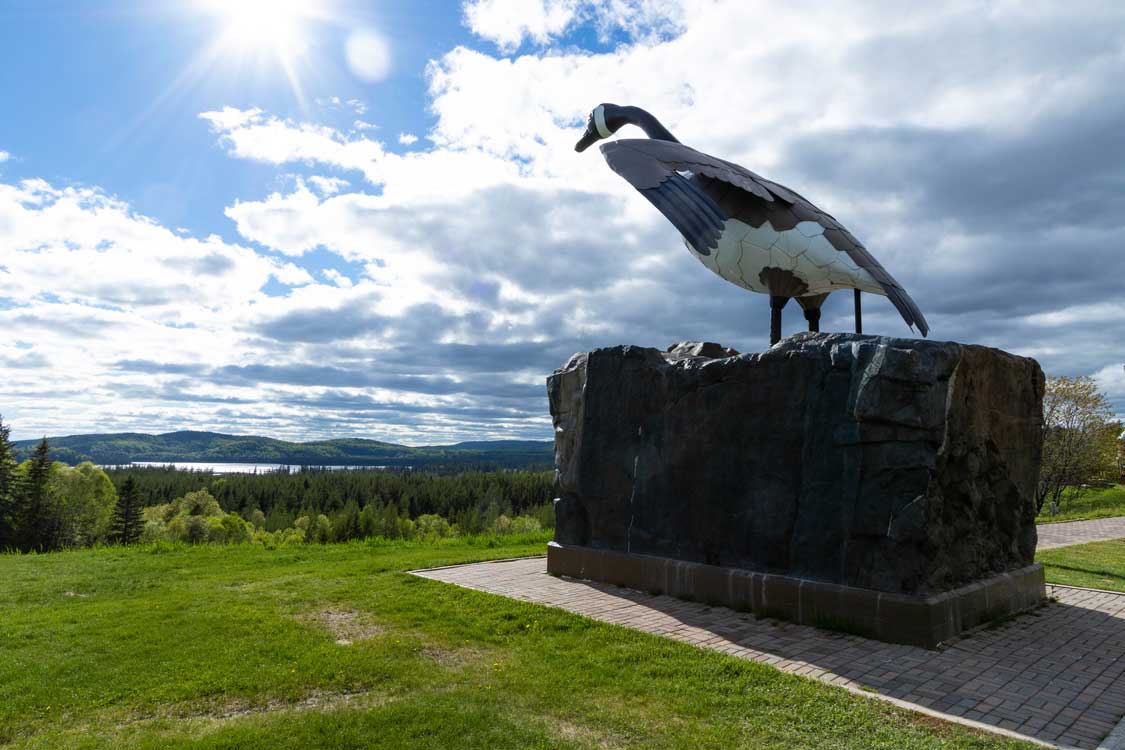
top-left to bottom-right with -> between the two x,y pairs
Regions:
10,430 -> 554,470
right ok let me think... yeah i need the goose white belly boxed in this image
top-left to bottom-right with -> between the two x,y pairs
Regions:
687,219 -> 883,297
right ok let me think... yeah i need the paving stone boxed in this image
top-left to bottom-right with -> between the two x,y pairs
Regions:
1038,518 -> 1125,550
416,556 -> 1125,749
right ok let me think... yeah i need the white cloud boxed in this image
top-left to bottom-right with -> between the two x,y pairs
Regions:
462,0 -> 686,50
0,150 -> 9,163
211,0 -> 1125,422
0,179 -> 304,318
322,268 -> 354,288
1024,301 -> 1125,329
200,109 -> 386,172
205,109 -> 521,204
198,106 -> 263,132
318,96 -> 368,115
7,0 -> 1125,441
398,132 -> 418,145
463,0 -> 580,50
307,176 -> 350,196
0,176 -> 538,443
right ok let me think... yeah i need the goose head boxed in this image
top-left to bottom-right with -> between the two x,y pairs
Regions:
574,103 -> 628,152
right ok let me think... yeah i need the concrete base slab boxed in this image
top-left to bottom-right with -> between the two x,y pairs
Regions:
547,542 -> 1046,649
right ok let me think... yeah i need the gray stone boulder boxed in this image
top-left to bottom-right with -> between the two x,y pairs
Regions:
548,333 -> 1045,596
664,341 -> 740,360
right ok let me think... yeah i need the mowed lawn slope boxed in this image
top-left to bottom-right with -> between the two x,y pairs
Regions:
1,539 -> 1034,750
1038,538 -> 1125,592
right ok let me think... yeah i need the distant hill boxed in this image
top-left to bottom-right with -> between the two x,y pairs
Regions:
11,430 -> 555,470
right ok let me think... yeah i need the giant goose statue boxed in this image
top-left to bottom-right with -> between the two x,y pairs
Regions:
575,103 -> 929,344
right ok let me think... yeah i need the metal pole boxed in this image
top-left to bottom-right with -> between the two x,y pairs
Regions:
770,295 -> 788,345
854,289 -> 862,335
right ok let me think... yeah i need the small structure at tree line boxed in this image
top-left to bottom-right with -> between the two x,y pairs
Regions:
576,103 -> 928,345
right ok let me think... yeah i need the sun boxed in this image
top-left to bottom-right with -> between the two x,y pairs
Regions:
204,0 -> 314,58
193,0 -> 331,105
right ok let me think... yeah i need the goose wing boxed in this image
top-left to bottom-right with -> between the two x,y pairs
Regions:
601,139 -> 929,336
598,140 -> 729,255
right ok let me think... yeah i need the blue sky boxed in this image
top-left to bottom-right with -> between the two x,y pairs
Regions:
1,1 -> 466,246
1,0 -> 1123,443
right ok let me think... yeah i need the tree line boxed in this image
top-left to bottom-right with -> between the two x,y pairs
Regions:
0,415 -> 554,552
103,464 -> 555,536
0,419 -> 144,552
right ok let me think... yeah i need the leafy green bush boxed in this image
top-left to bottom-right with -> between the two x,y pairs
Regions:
415,513 -> 453,541
143,490 -> 254,545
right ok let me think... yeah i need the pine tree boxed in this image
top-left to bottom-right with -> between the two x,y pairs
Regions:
0,416 -> 16,549
111,475 -> 144,545
16,437 -> 55,551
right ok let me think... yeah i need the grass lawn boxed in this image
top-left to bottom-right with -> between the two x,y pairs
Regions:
1036,484 -> 1125,524
0,536 -> 1037,750
1038,538 -> 1125,592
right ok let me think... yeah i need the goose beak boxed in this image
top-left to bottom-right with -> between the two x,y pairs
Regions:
574,126 -> 599,153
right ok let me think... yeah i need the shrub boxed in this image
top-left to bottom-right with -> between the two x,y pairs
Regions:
415,513 -> 453,541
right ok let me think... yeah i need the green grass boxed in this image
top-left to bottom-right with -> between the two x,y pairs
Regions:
0,536 -> 1036,750
1038,538 -> 1125,592
1036,484 -> 1125,523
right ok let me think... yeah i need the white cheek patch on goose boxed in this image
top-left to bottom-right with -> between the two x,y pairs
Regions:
594,106 -> 612,139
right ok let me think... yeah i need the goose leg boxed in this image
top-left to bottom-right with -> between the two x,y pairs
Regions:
769,295 -> 789,346
796,293 -> 829,334
854,289 -> 863,335
804,307 -> 821,332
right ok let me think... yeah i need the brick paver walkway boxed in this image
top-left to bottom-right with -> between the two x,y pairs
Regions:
1038,517 -> 1125,550
416,558 -> 1125,749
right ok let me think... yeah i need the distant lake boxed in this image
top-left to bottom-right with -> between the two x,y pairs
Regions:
122,462 -> 402,474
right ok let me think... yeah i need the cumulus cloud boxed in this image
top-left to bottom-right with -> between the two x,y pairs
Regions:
0,179 -> 305,316
398,132 -> 418,145
463,0 -> 580,50
5,0 -> 1125,442
239,1 -> 1125,419
307,176 -> 350,196
199,109 -> 386,173
462,0 -> 684,50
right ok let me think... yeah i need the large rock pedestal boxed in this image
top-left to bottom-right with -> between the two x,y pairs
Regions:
547,333 -> 1046,647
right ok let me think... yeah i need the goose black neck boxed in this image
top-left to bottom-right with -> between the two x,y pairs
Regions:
622,106 -> 679,143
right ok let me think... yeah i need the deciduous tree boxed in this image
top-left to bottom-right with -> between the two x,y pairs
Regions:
1038,376 -> 1122,515
48,462 -> 118,547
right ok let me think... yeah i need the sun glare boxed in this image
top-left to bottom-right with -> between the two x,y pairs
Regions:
206,0 -> 313,57
192,0 -> 333,106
